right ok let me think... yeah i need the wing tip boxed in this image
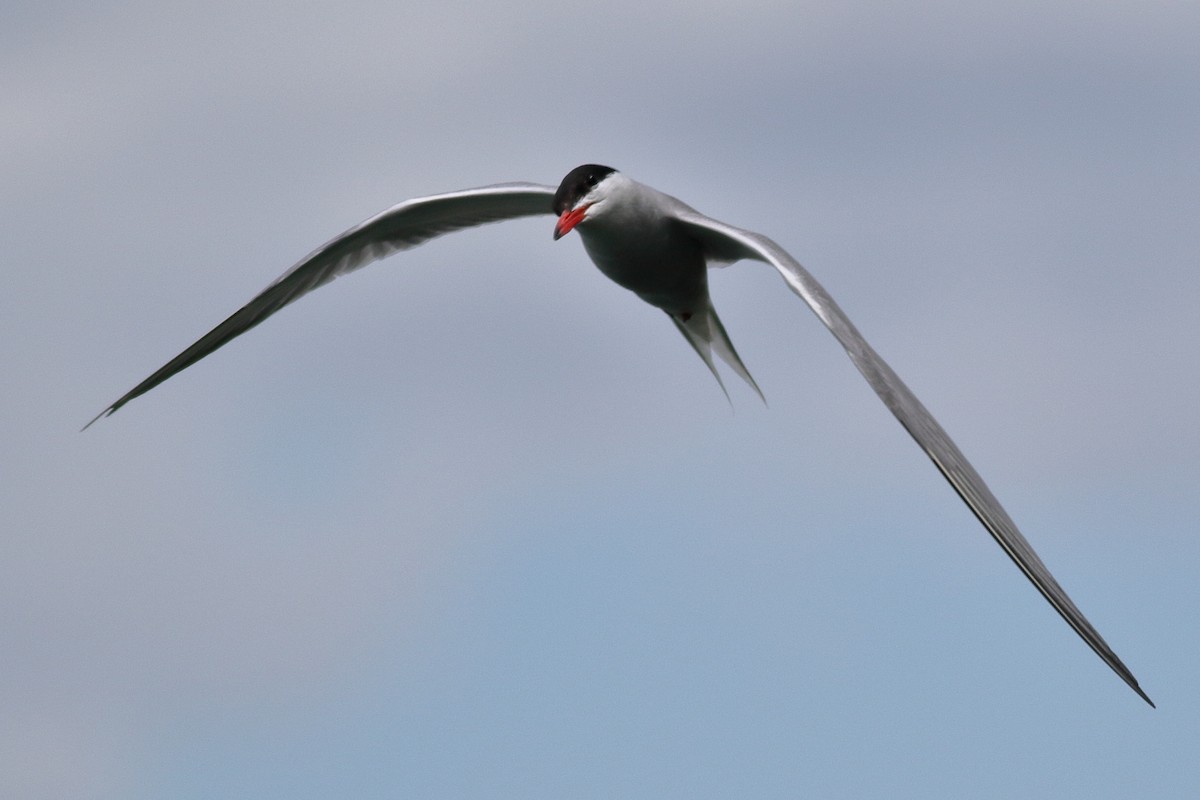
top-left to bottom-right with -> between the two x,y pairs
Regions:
81,404 -> 117,432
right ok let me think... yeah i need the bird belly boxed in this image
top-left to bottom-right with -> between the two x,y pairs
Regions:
579,226 -> 708,316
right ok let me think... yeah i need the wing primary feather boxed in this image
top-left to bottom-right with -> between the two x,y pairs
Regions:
677,211 -> 1153,707
84,183 -> 556,428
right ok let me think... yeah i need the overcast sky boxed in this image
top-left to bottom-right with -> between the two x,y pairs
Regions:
5,1 -> 1199,797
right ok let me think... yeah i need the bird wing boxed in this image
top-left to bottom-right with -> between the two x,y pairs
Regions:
85,182 -> 556,428
673,209 -> 1153,707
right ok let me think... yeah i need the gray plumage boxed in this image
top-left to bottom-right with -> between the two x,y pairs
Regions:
86,166 -> 1152,707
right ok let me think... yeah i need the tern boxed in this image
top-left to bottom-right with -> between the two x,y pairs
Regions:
86,164 -> 1152,706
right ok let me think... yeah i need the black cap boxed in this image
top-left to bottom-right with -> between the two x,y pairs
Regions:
552,164 -> 616,214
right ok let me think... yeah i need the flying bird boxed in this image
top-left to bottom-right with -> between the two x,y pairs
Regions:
86,164 -> 1153,706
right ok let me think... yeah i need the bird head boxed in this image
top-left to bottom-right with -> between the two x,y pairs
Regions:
552,164 -> 618,240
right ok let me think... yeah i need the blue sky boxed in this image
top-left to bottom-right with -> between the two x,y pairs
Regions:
4,1 -> 1199,797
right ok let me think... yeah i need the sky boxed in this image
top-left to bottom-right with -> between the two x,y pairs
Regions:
4,1 -> 1199,797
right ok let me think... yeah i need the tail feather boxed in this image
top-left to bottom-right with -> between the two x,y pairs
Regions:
669,303 -> 766,404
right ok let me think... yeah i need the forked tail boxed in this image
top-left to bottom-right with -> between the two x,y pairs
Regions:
669,302 -> 766,404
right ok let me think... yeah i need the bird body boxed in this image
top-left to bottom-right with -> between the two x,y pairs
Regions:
554,165 -> 763,399
86,164 -> 1153,706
